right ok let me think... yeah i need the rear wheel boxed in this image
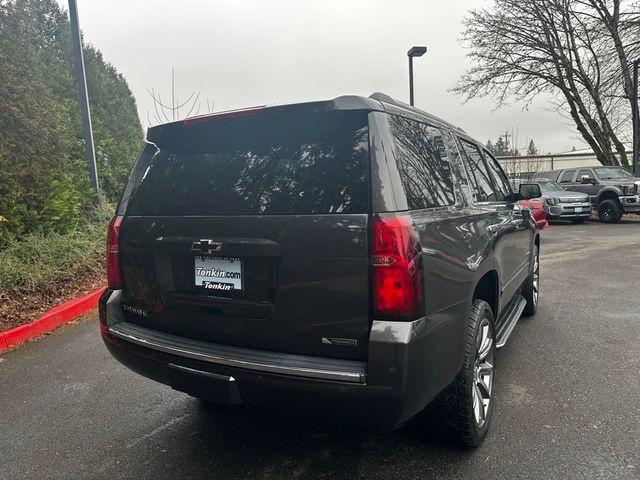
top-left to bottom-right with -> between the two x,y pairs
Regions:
431,300 -> 496,448
522,244 -> 539,316
598,199 -> 623,223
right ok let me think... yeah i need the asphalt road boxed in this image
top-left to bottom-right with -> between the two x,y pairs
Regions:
2,219 -> 640,480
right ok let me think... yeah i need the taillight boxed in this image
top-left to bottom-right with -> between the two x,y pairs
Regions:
107,216 -> 123,289
371,215 -> 424,319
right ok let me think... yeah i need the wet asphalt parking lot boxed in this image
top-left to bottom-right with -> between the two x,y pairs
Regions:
1,218 -> 640,480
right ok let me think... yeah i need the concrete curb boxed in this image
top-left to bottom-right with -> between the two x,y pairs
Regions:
0,287 -> 106,352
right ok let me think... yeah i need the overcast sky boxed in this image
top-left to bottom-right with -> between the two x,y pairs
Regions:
64,0 -> 588,154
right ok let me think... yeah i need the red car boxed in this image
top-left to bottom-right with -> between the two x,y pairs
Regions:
519,199 -> 548,230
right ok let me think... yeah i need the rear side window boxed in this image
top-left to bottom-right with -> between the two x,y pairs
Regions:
482,150 -> 512,201
559,170 -> 575,183
576,169 -> 592,180
388,115 -> 455,209
126,111 -> 369,216
459,140 -> 495,202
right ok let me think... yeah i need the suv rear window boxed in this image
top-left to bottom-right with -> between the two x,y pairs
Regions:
126,111 -> 369,216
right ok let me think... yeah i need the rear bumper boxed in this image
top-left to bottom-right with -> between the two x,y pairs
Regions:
99,289 -> 463,429
108,320 -> 366,383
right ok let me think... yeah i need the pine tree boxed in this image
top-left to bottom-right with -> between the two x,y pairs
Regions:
527,139 -> 538,156
0,0 -> 142,245
486,139 -> 495,155
494,136 -> 507,156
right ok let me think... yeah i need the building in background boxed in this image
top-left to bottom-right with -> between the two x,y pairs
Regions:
498,150 -> 633,180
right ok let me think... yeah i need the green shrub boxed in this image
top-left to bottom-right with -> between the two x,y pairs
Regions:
0,201 -> 114,295
40,173 -> 84,234
0,0 -> 142,246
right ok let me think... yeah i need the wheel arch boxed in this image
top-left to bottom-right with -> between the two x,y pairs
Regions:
598,188 -> 622,204
472,270 -> 499,317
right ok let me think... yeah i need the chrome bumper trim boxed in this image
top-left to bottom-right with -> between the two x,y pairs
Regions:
108,321 -> 367,384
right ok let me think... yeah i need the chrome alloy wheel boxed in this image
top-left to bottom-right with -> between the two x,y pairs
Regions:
473,318 -> 494,428
532,249 -> 539,306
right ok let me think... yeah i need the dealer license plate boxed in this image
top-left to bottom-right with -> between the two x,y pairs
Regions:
194,256 -> 242,292
574,207 -> 582,213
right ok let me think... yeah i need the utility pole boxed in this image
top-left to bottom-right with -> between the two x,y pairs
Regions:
68,0 -> 99,197
504,130 -> 511,154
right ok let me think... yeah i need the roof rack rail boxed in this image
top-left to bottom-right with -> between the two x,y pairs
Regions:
368,92 -> 465,133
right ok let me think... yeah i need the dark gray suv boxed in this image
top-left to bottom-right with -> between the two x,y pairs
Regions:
100,93 -> 541,447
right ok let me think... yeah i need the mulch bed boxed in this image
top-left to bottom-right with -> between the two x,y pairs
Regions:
0,274 -> 105,332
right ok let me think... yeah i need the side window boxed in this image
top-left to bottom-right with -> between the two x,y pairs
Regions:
388,115 -> 456,209
459,139 -> 495,202
482,149 -> 512,201
559,170 -> 575,183
576,169 -> 593,180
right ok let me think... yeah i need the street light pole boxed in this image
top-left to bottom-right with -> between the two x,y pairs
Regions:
409,55 -> 415,107
407,46 -> 427,106
632,58 -> 639,176
68,0 -> 99,197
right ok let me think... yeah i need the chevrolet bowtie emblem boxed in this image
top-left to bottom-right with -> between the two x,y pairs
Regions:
191,239 -> 222,255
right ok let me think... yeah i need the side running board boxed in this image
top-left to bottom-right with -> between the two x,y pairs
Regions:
495,295 -> 527,349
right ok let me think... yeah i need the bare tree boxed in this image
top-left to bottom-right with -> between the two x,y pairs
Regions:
500,155 -> 545,181
146,66 -> 213,127
454,0 -> 640,166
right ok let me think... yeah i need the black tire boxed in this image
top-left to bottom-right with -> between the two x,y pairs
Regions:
570,218 -> 586,224
598,199 -> 623,223
431,300 -> 496,448
522,244 -> 539,317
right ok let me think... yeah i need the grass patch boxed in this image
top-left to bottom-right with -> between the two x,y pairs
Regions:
0,202 -> 113,295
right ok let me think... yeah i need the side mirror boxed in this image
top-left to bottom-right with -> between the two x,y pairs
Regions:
507,192 -> 525,202
519,183 -> 542,200
580,175 -> 595,185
